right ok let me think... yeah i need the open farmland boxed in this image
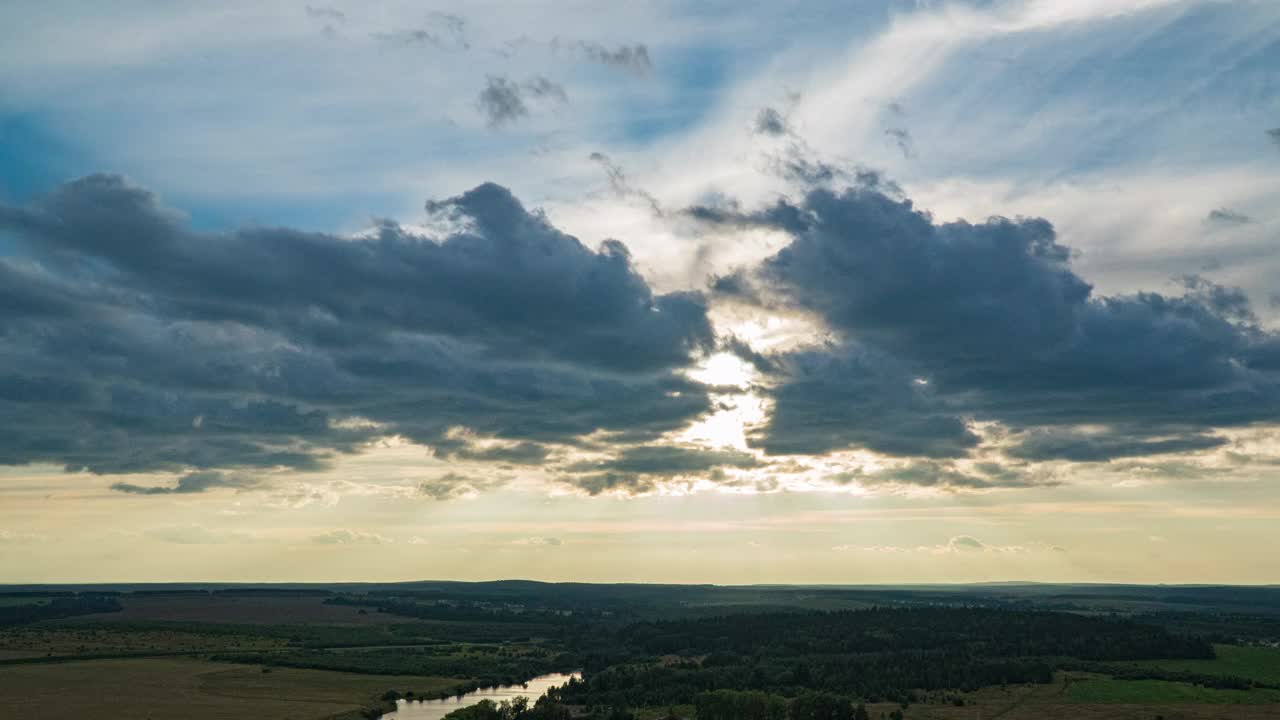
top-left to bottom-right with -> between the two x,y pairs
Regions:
71,594 -> 390,625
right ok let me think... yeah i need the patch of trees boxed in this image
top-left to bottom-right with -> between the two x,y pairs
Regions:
618,608 -> 1212,661
211,645 -> 570,685
551,608 -> 1212,707
326,596 -> 570,624
0,596 -> 121,626
441,696 -> 574,720
691,690 -> 873,720
1065,661 -> 1275,691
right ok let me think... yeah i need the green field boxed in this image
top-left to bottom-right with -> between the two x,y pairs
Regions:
1067,678 -> 1280,704
1122,644 -> 1280,686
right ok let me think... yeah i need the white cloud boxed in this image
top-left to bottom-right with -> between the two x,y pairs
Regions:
311,529 -> 391,545
512,536 -> 563,546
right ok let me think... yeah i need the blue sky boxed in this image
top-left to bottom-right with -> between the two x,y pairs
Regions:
1,0 -> 1279,583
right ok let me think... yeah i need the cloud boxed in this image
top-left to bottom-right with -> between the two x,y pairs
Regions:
373,13 -> 468,51
451,441 -> 550,465
0,530 -> 43,544
1206,207 -> 1253,225
1268,128 -> 1280,148
560,444 -> 760,495
702,178 -> 1280,461
476,75 -> 568,128
418,472 -> 507,501
146,525 -> 258,544
110,471 -> 262,495
1006,429 -> 1227,462
576,42 -> 652,76
524,75 -> 568,103
0,175 -> 714,483
312,529 -> 389,545
833,536 -> 1066,554
304,5 -> 345,23
568,444 -> 759,476
754,107 -> 789,136
512,536 -> 562,546
477,76 -> 528,127
948,535 -> 985,552
746,348 -> 980,459
884,127 -> 914,158
589,152 -> 662,215
845,460 -> 1053,491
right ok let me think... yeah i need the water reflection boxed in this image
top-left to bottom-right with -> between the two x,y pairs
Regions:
382,672 -> 580,720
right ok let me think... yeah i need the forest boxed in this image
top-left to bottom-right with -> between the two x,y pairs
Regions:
549,607 -> 1215,707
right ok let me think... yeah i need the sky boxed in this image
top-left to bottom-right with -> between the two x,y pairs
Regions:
1,0 -> 1279,585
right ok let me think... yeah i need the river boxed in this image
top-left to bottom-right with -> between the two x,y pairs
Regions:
381,672 -> 580,719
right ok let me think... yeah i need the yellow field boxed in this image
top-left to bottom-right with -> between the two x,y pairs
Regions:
0,657 -> 459,720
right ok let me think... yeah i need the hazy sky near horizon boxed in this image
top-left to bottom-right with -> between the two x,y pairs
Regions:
2,0 -> 1279,585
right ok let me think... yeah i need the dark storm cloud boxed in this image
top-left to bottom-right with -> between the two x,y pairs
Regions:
702,181 -> 1280,459
1005,430 -> 1228,462
1206,207 -> 1253,225
841,461 -> 1050,491
567,444 -> 759,476
754,107 -> 789,136
452,441 -> 550,465
563,471 -> 656,496
0,175 -> 715,480
110,471 -> 261,495
747,347 -> 980,458
576,42 -> 652,75
1268,128 -> 1280,147
559,444 -> 760,495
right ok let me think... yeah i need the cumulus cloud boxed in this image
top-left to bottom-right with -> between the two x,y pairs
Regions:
312,529 -> 389,545
699,179 -> 1280,463
747,348 -> 980,459
0,175 -> 714,484
946,535 -> 983,551
512,536 -> 562,546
